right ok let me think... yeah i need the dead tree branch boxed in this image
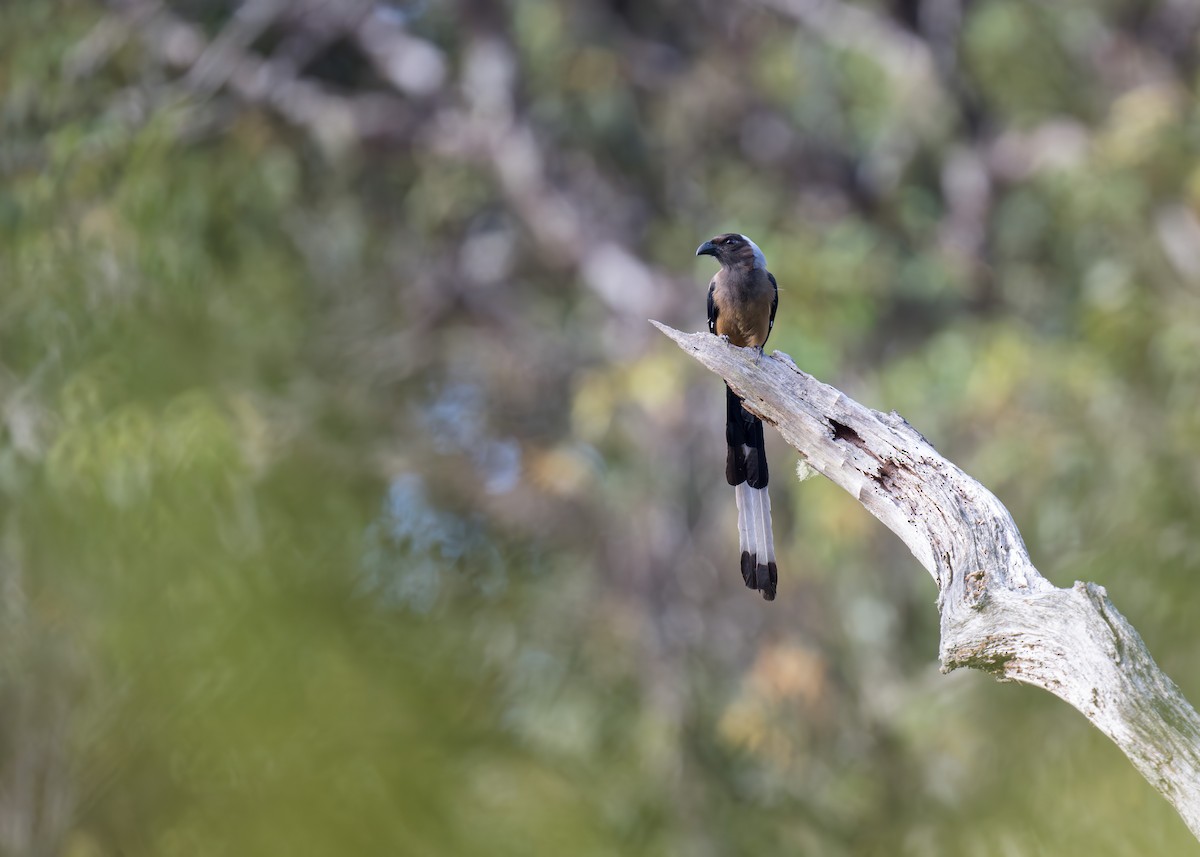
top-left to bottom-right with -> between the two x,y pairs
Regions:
654,321 -> 1200,840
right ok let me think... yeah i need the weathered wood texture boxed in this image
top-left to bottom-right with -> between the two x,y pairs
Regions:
654,321 -> 1200,840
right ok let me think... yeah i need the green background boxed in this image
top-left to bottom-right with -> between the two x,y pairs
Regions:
3,0 -> 1200,854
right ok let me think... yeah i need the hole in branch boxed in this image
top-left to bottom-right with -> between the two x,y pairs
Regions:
829,418 -> 863,446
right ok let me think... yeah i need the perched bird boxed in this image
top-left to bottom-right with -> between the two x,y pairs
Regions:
696,233 -> 780,600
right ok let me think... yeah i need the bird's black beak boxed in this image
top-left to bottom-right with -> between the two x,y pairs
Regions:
696,240 -> 718,258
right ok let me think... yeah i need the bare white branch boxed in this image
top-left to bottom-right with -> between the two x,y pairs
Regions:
654,321 -> 1200,840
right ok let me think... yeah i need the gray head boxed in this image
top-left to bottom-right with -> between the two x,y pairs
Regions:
695,233 -> 767,270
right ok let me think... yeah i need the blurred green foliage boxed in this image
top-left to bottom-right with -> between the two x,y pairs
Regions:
3,0 -> 1200,855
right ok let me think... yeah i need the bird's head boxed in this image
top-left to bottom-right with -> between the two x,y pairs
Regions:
695,233 -> 767,270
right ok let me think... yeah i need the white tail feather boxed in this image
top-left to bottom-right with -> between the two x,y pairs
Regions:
760,487 -> 775,564
735,482 -> 756,558
734,482 -> 778,599
751,486 -> 770,565
734,483 -> 776,564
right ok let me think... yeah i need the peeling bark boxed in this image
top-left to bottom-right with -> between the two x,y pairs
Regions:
654,322 -> 1200,840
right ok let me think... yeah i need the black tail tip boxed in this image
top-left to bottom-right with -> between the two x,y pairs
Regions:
740,555 -> 779,601
740,552 -> 755,588
756,562 -> 778,601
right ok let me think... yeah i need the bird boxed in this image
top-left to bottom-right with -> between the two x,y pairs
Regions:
696,233 -> 780,600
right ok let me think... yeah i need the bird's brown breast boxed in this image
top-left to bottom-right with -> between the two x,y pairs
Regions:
712,271 -> 773,348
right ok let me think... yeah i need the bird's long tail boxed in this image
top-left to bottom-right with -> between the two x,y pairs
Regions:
726,384 -> 778,600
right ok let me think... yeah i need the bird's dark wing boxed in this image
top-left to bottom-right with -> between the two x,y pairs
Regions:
764,271 -> 779,347
707,279 -> 718,335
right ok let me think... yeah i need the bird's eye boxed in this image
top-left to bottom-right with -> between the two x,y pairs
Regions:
723,237 -> 736,245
